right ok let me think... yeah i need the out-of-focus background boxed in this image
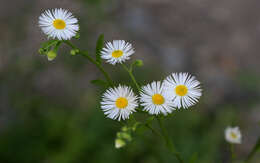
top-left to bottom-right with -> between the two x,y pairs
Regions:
0,0 -> 260,162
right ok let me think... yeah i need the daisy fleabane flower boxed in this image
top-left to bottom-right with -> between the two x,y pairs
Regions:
225,126 -> 242,144
101,85 -> 138,121
39,8 -> 79,40
101,40 -> 134,65
163,72 -> 202,109
140,81 -> 176,115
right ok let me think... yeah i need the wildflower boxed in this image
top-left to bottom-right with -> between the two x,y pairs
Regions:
101,85 -> 138,121
39,8 -> 79,40
225,126 -> 242,144
140,81 -> 176,115
164,72 -> 202,109
101,40 -> 134,65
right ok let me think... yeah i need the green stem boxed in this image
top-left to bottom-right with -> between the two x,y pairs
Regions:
230,144 -> 235,163
157,117 -> 184,163
245,137 -> 260,163
121,64 -> 141,91
64,41 -> 113,86
145,123 -> 164,139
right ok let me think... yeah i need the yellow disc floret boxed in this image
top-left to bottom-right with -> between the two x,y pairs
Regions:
152,94 -> 165,105
231,132 -> 237,139
112,50 -> 123,58
53,19 -> 66,30
175,85 -> 188,96
115,97 -> 128,109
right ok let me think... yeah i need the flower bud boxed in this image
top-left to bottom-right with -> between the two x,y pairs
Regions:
134,59 -> 143,67
115,139 -> 126,149
47,50 -> 57,61
70,49 -> 79,56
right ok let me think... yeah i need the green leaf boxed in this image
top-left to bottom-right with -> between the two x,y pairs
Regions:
245,136 -> 260,162
95,34 -> 104,64
74,32 -> 80,39
189,152 -> 198,163
90,79 -> 108,88
39,40 -> 59,55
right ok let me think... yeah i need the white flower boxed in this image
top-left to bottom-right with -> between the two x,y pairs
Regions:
101,85 -> 138,121
225,126 -> 242,144
163,72 -> 202,109
140,81 -> 176,115
39,8 -> 79,40
101,40 -> 134,65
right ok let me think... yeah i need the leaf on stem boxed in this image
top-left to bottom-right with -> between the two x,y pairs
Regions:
95,34 -> 104,64
39,40 -> 59,55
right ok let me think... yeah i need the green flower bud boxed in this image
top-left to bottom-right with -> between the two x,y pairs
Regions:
121,126 -> 128,132
70,49 -> 79,56
121,132 -> 132,141
115,139 -> 126,149
135,59 -> 143,67
47,50 -> 57,61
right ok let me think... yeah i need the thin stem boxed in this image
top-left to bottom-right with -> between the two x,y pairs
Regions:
230,144 -> 235,163
121,64 -> 141,91
245,137 -> 260,163
64,41 -> 113,86
157,117 -> 184,163
145,123 -> 164,139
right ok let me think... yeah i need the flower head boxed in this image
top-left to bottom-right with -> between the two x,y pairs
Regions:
163,72 -> 202,109
39,8 -> 79,40
101,85 -> 138,121
140,81 -> 176,115
225,126 -> 242,144
101,40 -> 134,65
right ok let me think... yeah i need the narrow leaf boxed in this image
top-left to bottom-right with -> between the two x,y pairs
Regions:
95,34 -> 104,64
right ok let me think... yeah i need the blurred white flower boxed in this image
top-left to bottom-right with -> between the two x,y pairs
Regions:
225,126 -> 242,144
101,40 -> 134,65
39,8 -> 79,40
163,72 -> 202,109
101,85 -> 138,121
140,81 -> 176,115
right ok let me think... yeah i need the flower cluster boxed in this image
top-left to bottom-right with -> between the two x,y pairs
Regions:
38,8 -> 203,122
38,9 -> 202,121
37,8 -> 251,161
100,40 -> 202,121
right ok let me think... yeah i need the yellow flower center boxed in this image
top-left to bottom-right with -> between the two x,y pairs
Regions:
53,19 -> 66,30
152,94 -> 165,105
175,85 -> 188,96
231,132 -> 237,139
112,50 -> 123,58
115,97 -> 128,109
